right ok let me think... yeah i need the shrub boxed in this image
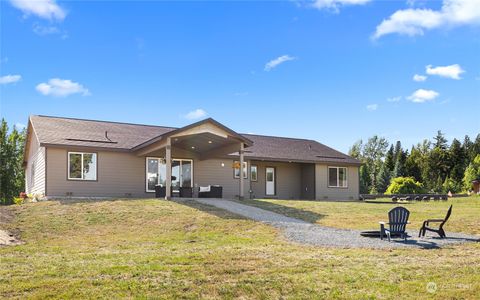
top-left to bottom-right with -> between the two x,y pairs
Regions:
13,197 -> 24,205
385,177 -> 425,194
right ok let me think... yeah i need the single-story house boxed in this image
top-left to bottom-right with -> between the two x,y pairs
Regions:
24,115 -> 361,200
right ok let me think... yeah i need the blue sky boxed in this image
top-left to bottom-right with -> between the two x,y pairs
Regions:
1,0 -> 479,152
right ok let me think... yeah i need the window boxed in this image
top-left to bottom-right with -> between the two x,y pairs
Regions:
250,165 -> 258,181
234,161 -> 248,179
146,158 -> 192,192
328,167 -> 347,188
68,152 -> 97,180
146,158 -> 166,192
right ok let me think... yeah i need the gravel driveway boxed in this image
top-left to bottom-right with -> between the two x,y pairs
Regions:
194,198 -> 479,249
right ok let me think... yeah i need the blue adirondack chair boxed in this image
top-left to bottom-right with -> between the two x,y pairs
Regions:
379,207 -> 410,242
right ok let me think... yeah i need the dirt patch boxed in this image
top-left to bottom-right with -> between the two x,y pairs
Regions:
0,206 -> 23,246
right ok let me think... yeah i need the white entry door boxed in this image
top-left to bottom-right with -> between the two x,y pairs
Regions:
266,167 -> 275,196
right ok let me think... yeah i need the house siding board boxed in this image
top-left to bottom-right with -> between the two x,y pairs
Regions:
249,161 -> 302,199
315,164 -> 359,200
301,163 -> 316,200
46,148 -> 150,198
25,130 -> 46,195
194,158 -> 248,199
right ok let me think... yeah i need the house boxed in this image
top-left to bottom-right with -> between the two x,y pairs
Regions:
24,115 -> 361,200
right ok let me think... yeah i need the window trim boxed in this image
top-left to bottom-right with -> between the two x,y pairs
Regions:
233,161 -> 248,179
67,151 -> 98,181
145,157 -> 194,193
250,164 -> 258,182
327,166 -> 348,188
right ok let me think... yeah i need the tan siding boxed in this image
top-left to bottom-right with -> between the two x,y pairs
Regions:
46,148 -> 150,198
194,159 -> 248,199
25,130 -> 46,195
250,161 -> 302,199
315,164 -> 359,200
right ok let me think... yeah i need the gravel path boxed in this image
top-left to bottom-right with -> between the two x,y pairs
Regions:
194,198 -> 479,249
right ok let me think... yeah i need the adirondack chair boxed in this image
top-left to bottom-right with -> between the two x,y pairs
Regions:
418,205 -> 452,238
379,207 -> 410,242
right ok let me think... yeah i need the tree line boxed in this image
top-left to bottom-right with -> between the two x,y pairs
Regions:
0,119 -> 26,205
349,131 -> 480,194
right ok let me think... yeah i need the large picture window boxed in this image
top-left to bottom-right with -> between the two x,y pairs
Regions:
146,158 -> 193,192
68,152 -> 97,180
234,161 -> 248,179
328,167 -> 347,188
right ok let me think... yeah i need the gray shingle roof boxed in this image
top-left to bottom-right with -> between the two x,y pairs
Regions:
29,115 -> 360,165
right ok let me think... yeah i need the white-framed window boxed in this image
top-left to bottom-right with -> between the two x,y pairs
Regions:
234,161 -> 248,179
68,152 -> 97,181
250,165 -> 258,182
146,157 -> 166,192
328,167 -> 347,188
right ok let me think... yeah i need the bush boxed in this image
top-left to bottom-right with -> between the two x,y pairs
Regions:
13,197 -> 24,205
385,177 -> 425,194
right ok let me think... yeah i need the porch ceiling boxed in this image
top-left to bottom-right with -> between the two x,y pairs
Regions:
172,132 -> 237,154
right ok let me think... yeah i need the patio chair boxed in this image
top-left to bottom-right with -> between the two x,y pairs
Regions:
418,205 -> 452,238
380,207 -> 410,242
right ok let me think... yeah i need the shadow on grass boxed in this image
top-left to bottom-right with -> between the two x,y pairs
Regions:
55,197 -> 150,205
173,199 -> 247,221
237,199 -> 326,224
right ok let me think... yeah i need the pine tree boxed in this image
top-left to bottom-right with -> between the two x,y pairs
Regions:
434,130 -> 448,150
384,145 -> 395,173
359,164 -> 370,194
377,163 -> 391,193
392,148 -> 407,178
449,138 -> 466,187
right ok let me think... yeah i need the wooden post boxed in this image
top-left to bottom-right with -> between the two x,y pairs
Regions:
239,143 -> 245,200
165,138 -> 172,200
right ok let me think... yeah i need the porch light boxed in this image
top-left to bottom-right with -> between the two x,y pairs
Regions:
191,146 -> 195,149
208,140 -> 212,144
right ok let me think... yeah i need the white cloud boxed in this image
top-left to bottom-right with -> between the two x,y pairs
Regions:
36,78 -> 90,97
15,123 -> 26,130
426,64 -> 465,79
264,55 -> 296,71
184,109 -> 207,120
413,74 -> 427,82
33,24 -> 59,35
373,0 -> 480,39
366,104 -> 378,111
387,96 -> 402,102
9,0 -> 66,21
407,89 -> 439,103
311,0 -> 371,11
0,74 -> 22,85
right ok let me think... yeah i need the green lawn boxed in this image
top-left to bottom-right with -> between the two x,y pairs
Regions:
1,197 -> 479,299
240,197 -> 480,235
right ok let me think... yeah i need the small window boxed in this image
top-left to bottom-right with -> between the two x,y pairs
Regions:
328,167 -> 347,188
251,165 -> 258,181
234,161 -> 248,179
68,152 -> 97,180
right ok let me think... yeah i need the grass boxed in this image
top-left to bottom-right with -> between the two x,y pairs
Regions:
239,197 -> 480,235
0,197 -> 479,299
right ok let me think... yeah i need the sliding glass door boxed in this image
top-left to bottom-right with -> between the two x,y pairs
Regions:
146,158 -> 193,192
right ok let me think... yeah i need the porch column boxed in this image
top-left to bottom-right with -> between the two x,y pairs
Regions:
239,143 -> 245,200
165,138 -> 172,200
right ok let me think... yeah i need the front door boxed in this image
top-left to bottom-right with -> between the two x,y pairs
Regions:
266,167 -> 275,196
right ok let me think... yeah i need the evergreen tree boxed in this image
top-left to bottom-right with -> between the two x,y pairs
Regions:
392,148 -> 407,178
359,164 -> 370,194
472,134 -> 480,161
393,141 -> 402,161
463,135 -> 474,162
377,163 -> 391,193
434,130 -> 448,150
384,145 -> 395,173
449,138 -> 466,186
0,120 -> 26,205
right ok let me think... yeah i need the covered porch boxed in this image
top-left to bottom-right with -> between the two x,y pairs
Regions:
133,118 -> 253,200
